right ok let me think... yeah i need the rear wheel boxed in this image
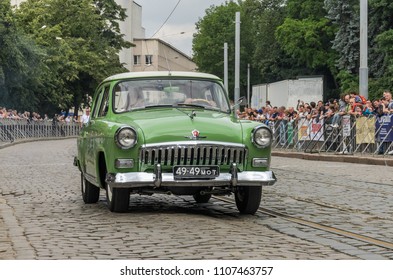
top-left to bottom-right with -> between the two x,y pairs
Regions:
193,192 -> 212,203
81,173 -> 100,203
105,182 -> 130,212
235,186 -> 262,214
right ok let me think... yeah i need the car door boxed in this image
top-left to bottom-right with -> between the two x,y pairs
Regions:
83,85 -> 110,182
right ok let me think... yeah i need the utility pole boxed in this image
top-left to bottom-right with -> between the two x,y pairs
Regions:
224,43 -> 228,95
359,0 -> 368,99
247,64 -> 250,108
234,12 -> 240,102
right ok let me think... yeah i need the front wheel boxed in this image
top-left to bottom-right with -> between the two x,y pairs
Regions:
235,186 -> 262,214
81,173 -> 100,203
105,183 -> 130,213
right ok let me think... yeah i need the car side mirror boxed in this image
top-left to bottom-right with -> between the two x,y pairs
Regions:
231,97 -> 247,118
232,96 -> 247,109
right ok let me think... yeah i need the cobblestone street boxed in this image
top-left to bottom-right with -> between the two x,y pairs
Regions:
0,139 -> 392,260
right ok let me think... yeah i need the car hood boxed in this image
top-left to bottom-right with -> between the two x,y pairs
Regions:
115,108 -> 243,145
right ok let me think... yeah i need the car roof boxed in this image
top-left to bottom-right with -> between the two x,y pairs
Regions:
103,71 -> 222,82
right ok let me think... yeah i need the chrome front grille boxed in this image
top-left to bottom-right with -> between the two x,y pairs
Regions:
140,142 -> 247,167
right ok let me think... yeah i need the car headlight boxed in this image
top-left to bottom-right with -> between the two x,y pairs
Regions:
252,126 -> 272,148
115,126 -> 137,149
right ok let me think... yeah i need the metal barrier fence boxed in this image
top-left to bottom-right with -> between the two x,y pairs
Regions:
269,114 -> 393,157
0,119 -> 80,143
2,116 -> 393,157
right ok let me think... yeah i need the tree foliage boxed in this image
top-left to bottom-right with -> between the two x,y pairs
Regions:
3,0 -> 393,112
244,0 -> 294,83
324,0 -> 359,72
275,0 -> 338,99
1,0 -> 132,115
0,0 -> 45,111
193,0 -> 393,101
193,0 -> 292,100
192,1 -> 240,100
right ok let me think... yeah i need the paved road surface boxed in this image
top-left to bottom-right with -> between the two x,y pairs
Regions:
1,139 -> 391,259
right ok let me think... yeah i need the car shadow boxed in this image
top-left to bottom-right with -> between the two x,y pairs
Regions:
93,194 -> 242,219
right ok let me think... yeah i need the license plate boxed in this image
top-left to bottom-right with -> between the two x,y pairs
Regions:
173,166 -> 219,179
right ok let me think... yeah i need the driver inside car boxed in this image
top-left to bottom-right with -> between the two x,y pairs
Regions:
127,88 -> 145,109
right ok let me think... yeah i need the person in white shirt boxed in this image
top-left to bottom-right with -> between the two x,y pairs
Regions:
80,108 -> 90,127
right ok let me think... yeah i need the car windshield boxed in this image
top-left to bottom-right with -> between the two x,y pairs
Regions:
113,78 -> 230,113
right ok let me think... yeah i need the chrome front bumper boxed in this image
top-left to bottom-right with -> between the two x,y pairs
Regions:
105,164 -> 276,188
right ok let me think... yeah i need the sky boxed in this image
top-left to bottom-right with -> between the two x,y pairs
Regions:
134,0 -> 230,56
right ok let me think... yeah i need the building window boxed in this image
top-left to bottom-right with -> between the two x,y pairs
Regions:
133,55 -> 141,65
145,55 -> 152,65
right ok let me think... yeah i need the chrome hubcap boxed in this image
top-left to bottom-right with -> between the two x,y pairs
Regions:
81,175 -> 86,194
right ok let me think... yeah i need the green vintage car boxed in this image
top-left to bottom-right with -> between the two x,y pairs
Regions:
74,71 -> 276,214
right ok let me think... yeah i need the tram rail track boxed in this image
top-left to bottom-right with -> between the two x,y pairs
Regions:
213,196 -> 393,251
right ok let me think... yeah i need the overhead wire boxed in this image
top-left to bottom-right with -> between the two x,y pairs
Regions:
143,0 -> 182,70
150,0 -> 182,38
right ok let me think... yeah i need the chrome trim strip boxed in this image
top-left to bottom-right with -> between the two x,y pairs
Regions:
167,147 -> 173,165
205,147 -> 210,165
142,141 -> 246,149
105,170 -> 276,188
180,146 -> 185,164
174,147 -> 179,164
212,146 -> 217,164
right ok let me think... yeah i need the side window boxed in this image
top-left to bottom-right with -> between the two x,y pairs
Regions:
98,86 -> 110,117
91,87 -> 104,119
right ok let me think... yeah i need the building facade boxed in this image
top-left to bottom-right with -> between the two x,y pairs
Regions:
116,0 -> 144,71
10,0 -> 195,72
132,38 -> 196,72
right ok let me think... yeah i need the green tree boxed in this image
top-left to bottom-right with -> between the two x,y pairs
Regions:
276,0 -> 335,70
369,0 -> 393,79
368,0 -> 393,100
324,0 -> 359,73
275,0 -> 338,98
14,0 -> 132,114
324,0 -> 393,100
371,29 -> 393,99
193,0 -> 285,100
193,1 -> 240,100
0,0 -> 45,111
249,0 -> 308,83
324,0 -> 359,95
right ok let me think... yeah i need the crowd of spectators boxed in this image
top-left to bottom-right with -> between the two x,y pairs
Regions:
236,90 -> 393,126
0,107 -> 49,122
0,106 -> 82,124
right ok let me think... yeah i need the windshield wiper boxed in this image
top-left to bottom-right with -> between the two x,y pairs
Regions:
175,103 -> 205,109
173,105 -> 199,120
144,104 -> 174,109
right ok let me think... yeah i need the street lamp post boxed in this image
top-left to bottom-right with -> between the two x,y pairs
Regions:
224,43 -> 228,94
247,64 -> 250,108
359,0 -> 368,99
234,12 -> 240,102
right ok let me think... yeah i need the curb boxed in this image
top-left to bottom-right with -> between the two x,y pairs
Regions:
0,137 -> 77,150
272,151 -> 393,167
